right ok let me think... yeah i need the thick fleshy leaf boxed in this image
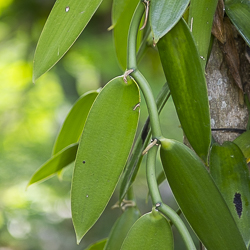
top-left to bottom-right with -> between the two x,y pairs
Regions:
150,0 -> 190,43
158,19 -> 211,162
225,0 -> 250,47
71,76 -> 140,243
210,142 -> 250,247
234,130 -> 250,163
33,0 -> 103,81
119,83 -> 170,201
121,210 -> 173,250
85,239 -> 107,250
188,0 -> 218,68
111,0 -> 131,28
28,143 -> 78,187
160,138 -> 246,249
53,90 -> 98,155
113,0 -> 138,70
104,207 -> 140,250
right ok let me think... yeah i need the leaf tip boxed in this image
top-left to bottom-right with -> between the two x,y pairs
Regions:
76,232 -> 84,245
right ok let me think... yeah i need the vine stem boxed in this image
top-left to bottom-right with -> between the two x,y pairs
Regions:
146,146 -> 196,250
126,1 -> 162,139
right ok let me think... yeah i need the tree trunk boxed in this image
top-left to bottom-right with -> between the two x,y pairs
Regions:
206,38 -> 249,144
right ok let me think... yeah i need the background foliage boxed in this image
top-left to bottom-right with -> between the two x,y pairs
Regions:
0,0 -> 184,249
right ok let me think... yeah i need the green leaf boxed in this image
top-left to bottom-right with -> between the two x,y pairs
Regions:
113,0 -> 138,70
28,143 -> 78,187
53,90 -> 98,155
119,82 -> 170,201
160,138 -> 246,250
149,0 -> 190,43
234,130 -> 250,163
111,0 -> 131,29
104,207 -> 140,250
158,19 -> 211,162
225,0 -> 250,47
121,209 -> 173,250
188,0 -> 218,68
210,142 -> 250,247
85,239 -> 107,250
71,76 -> 140,243
33,0 -> 103,81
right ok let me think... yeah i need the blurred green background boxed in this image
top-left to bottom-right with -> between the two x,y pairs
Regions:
0,0 -> 188,249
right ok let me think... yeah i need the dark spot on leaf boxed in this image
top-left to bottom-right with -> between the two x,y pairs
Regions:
82,161 -> 86,164
233,193 -> 242,218
141,118 -> 150,143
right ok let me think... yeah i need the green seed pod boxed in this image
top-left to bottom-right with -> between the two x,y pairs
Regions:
104,207 -> 140,250
160,138 -> 246,250
121,209 -> 174,250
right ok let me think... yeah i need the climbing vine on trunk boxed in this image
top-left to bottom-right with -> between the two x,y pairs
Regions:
29,0 -> 250,249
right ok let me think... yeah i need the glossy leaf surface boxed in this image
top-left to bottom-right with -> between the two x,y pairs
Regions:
86,239 -> 107,250
71,76 -> 140,243
53,91 -> 98,155
113,0 -> 138,70
121,210 -> 173,250
225,0 -> 250,46
160,138 -> 246,250
210,142 -> 250,247
234,130 -> 250,163
28,143 -> 78,187
33,0 -> 103,81
158,19 -> 211,162
104,207 -> 140,250
188,0 -> 218,68
150,0 -> 190,43
119,83 -> 170,201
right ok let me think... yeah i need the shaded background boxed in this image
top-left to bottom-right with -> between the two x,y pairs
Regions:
0,0 -> 193,249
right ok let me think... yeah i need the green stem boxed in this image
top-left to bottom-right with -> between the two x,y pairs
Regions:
132,70 -> 162,138
127,1 -> 162,139
146,146 -> 196,250
127,186 -> 135,201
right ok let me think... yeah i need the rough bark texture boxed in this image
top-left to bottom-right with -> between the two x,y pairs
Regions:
206,38 -> 249,144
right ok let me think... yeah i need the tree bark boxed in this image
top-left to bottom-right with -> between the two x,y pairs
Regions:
206,38 -> 249,144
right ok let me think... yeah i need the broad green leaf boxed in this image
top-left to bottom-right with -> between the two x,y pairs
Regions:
71,76 -> 140,243
150,0 -> 190,43
188,0 -> 218,69
119,83 -> 170,201
33,0 -> 103,81
28,143 -> 78,187
158,19 -> 211,162
53,90 -> 98,155
234,130 -> 250,163
85,239 -> 107,250
160,138 -> 246,250
104,207 -> 140,250
121,209 -> 174,250
111,0 -> 131,29
225,0 -> 250,47
210,142 -> 250,247
113,0 -> 139,70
